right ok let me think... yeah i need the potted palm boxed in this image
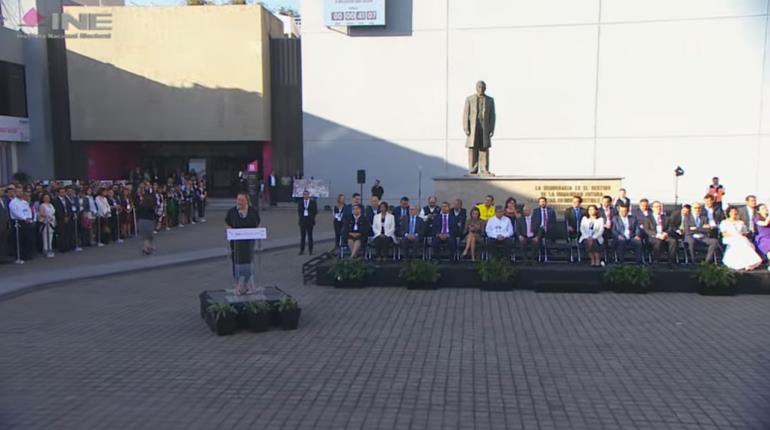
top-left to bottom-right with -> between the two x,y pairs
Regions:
205,303 -> 239,336
696,263 -> 738,296
604,265 -> 652,294
277,297 -> 301,330
477,258 -> 515,291
329,259 -> 372,288
399,260 -> 441,289
243,301 -> 273,333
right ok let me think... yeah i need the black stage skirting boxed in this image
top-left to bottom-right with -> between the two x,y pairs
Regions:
315,262 -> 770,294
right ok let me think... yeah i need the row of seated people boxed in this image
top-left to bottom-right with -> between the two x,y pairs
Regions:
334,193 -> 770,270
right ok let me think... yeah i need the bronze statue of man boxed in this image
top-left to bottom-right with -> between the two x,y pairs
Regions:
463,81 -> 496,175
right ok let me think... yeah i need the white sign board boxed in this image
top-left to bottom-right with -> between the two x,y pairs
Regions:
0,115 -> 30,142
324,0 -> 386,26
292,179 -> 331,198
226,228 -> 267,241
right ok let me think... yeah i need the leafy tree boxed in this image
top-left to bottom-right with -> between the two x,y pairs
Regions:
278,6 -> 299,17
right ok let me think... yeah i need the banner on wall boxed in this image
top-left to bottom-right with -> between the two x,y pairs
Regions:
292,179 -> 331,198
0,115 -> 30,142
324,0 -> 386,26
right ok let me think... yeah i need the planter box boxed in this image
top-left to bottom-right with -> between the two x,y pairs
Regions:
406,281 -> 439,290
247,313 -> 271,333
280,308 -> 301,330
334,278 -> 365,289
535,281 -> 601,294
697,285 -> 737,296
480,282 -> 514,291
611,283 -> 649,294
270,308 -> 282,327
206,314 -> 238,336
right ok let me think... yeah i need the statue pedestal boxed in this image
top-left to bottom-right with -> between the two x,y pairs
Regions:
433,176 -> 623,211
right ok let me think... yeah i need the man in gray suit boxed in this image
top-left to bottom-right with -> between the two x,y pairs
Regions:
463,81 -> 496,176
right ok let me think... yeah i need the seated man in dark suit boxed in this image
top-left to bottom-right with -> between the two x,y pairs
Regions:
564,195 -> 585,240
420,195 -> 441,238
450,199 -> 467,238
668,204 -> 689,242
432,202 -> 458,260
342,204 -> 370,259
365,195 -> 380,239
517,206 -> 537,262
633,199 -> 653,227
599,195 -> 616,246
738,195 -> 758,240
342,193 -> 362,221
684,202 -> 719,264
634,198 -> 653,250
531,197 -> 557,259
393,196 -> 411,234
399,205 -> 425,259
485,206 -> 514,260
702,194 -> 724,239
612,204 -> 643,264
644,201 -> 678,264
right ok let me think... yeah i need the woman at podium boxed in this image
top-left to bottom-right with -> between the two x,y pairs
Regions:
225,192 -> 261,294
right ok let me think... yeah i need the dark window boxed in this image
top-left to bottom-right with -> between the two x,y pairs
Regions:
0,60 -> 27,117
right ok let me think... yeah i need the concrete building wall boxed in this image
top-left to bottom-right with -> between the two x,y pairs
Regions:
65,5 -> 282,142
0,25 -> 54,180
18,36 -> 55,179
302,0 -> 770,206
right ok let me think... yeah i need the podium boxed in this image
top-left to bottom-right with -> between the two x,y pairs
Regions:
199,227 -> 301,335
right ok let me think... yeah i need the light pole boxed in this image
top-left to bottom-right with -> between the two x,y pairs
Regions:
417,165 -> 422,205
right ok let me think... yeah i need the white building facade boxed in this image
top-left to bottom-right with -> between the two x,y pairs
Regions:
302,0 -> 770,206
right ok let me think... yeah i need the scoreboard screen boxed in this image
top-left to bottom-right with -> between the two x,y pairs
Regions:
324,0 -> 386,27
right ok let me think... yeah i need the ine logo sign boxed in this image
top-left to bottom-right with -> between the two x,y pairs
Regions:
19,8 -> 112,39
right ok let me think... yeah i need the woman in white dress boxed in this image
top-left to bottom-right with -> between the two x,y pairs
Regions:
37,193 -> 56,258
719,206 -> 762,271
579,205 -> 605,267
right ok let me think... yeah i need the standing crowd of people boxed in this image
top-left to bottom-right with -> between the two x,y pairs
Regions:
0,173 -> 208,262
325,177 -> 770,272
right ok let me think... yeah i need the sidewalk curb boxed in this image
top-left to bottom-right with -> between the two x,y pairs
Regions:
0,236 -> 334,302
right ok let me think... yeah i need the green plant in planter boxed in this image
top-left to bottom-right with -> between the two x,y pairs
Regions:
477,258 -> 516,291
205,302 -> 239,335
329,259 -> 372,286
243,301 -> 272,332
277,297 -> 301,330
603,265 -> 651,292
243,301 -> 272,316
399,260 -> 440,287
277,297 -> 299,312
206,302 -> 238,320
477,258 -> 515,283
696,263 -> 737,295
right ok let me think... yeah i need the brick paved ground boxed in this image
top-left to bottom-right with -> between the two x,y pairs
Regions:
1,248 -> 770,429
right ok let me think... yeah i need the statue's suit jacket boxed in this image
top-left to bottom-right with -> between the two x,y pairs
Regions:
463,94 -> 496,149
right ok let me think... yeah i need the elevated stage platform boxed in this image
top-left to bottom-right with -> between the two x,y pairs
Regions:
313,260 -> 770,294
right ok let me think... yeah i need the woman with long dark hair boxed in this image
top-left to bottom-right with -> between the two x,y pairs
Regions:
137,188 -> 157,255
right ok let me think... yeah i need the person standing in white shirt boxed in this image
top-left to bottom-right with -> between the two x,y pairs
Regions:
485,206 -> 514,260
9,191 -> 35,260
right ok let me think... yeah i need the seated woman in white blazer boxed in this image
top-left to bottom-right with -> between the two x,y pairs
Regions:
579,205 -> 605,267
371,201 -> 396,261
